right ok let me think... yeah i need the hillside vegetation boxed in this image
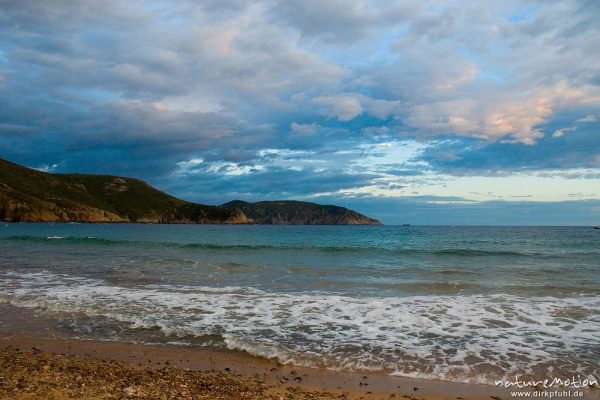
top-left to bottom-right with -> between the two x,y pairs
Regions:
0,159 -> 381,225
0,159 -> 247,223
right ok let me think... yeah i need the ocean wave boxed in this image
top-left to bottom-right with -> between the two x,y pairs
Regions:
3,235 -> 593,259
429,248 -> 526,257
3,235 -> 126,245
0,270 -> 598,385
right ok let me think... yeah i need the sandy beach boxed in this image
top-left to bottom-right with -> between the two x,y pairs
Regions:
0,303 -> 526,400
0,304 -> 520,400
0,335 -> 525,400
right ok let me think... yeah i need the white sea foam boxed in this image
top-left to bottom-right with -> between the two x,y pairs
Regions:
0,270 -> 598,384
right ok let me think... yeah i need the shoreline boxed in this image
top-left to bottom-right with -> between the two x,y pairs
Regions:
0,305 -> 516,399
0,335 -> 518,400
0,298 -> 598,399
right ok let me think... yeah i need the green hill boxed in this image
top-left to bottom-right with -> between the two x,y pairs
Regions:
0,159 -> 381,225
0,159 -> 247,223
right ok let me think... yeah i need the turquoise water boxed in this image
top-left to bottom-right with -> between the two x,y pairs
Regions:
1,224 -> 599,384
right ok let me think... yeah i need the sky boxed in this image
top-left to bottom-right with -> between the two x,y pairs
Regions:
0,0 -> 599,225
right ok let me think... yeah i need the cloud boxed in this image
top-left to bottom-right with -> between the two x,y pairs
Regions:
552,126 -> 577,138
404,81 -> 598,145
0,123 -> 37,135
34,163 -> 59,173
577,115 -> 597,123
312,94 -> 403,122
290,122 -> 319,136
0,0 -> 599,225
270,0 -> 379,44
417,120 -> 600,174
313,95 -> 363,121
164,162 -> 381,204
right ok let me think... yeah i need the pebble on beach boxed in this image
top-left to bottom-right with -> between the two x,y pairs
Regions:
0,347 -> 395,400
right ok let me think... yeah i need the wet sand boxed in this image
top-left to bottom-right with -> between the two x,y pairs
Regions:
0,335 -> 521,400
1,305 -> 595,399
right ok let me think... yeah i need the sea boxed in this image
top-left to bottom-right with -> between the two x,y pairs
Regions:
0,223 -> 598,385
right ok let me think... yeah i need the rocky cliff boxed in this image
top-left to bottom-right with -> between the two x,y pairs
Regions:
221,200 -> 382,225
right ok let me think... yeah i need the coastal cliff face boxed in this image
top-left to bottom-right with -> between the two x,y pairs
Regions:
0,159 -> 381,225
0,198 -> 127,223
221,200 -> 382,225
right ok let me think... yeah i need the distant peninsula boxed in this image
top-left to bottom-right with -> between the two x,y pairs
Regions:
0,159 -> 381,225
